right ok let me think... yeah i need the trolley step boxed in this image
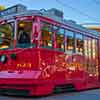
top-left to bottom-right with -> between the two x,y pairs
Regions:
0,88 -> 30,96
54,84 -> 76,93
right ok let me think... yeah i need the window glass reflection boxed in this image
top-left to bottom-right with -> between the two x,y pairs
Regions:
76,33 -> 83,54
65,30 -> 74,54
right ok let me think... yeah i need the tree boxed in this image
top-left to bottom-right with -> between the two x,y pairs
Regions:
0,5 -> 5,11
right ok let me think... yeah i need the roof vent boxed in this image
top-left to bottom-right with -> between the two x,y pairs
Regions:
67,20 -> 76,24
47,8 -> 63,18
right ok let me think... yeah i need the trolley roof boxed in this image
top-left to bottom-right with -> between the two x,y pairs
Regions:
0,4 -> 99,38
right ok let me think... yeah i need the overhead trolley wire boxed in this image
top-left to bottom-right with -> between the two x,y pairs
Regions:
91,0 -> 100,5
55,0 -> 100,22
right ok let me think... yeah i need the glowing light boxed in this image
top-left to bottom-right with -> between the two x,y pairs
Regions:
39,67 -> 42,70
69,67 -> 75,71
48,43 -> 52,46
55,59 -> 58,62
47,74 -> 50,77
42,62 -> 46,66
0,45 -> 9,49
89,74 -> 93,77
19,23 -> 25,28
68,71 -> 72,74
94,74 -> 97,76
61,44 -> 64,49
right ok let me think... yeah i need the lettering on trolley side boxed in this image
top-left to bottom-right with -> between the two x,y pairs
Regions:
17,63 -> 32,68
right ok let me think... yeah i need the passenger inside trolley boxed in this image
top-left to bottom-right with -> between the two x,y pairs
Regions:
18,28 -> 30,44
17,20 -> 32,47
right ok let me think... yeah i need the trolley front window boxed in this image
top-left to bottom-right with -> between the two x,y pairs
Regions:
17,20 -> 32,48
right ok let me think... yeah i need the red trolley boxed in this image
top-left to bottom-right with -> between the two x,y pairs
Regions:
0,4 -> 100,96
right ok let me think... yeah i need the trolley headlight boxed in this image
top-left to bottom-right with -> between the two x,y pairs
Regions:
0,55 -> 7,63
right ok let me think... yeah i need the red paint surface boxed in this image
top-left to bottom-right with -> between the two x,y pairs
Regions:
0,15 -> 99,96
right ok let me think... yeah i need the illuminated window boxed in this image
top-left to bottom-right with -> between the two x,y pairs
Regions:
75,33 -> 83,54
95,40 -> 98,76
0,22 -> 14,49
84,36 -> 98,76
65,30 -> 74,54
88,38 -> 92,59
84,38 -> 88,57
41,22 -> 53,48
17,20 -> 32,47
92,39 -> 96,59
55,27 -> 64,51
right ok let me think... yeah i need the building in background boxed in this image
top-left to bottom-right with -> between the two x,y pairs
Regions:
82,23 -> 100,32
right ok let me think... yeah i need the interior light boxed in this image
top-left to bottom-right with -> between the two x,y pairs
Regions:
19,22 -> 25,28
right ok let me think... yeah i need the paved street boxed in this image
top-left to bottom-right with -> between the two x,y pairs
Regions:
0,89 -> 100,100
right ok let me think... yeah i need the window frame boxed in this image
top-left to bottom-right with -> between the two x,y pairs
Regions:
54,25 -> 65,51
16,18 -> 33,48
65,29 -> 75,54
75,32 -> 84,55
40,21 -> 54,49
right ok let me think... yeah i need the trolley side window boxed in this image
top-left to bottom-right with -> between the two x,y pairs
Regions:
41,22 -> 53,48
0,22 -> 14,49
75,33 -> 83,55
84,36 -> 98,76
65,30 -> 74,54
55,26 -> 65,51
95,39 -> 98,76
91,39 -> 98,76
17,20 -> 32,48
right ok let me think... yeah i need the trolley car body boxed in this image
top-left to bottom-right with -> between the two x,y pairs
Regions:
0,4 -> 99,96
